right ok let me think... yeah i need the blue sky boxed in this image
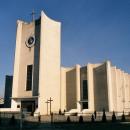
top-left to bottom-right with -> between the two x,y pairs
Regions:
0,0 -> 130,97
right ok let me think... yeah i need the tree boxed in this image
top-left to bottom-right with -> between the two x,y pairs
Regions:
102,109 -> 107,122
59,109 -> 62,115
91,114 -> 95,122
67,116 -> 71,123
112,111 -> 116,122
121,111 -> 126,122
94,110 -> 97,119
79,116 -> 83,123
9,114 -> 16,126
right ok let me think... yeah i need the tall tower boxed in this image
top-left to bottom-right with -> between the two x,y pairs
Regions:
11,11 -> 61,115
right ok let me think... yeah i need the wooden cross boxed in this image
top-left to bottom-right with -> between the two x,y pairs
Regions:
48,97 -> 53,115
31,10 -> 35,21
45,100 -> 50,115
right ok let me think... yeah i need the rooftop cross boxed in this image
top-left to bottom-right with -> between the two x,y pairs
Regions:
30,10 -> 35,21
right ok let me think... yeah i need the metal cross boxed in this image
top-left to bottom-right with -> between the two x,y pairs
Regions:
48,97 -> 53,115
31,10 -> 35,21
45,99 -> 50,115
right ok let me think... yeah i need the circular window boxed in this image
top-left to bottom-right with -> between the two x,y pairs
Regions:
26,36 -> 35,48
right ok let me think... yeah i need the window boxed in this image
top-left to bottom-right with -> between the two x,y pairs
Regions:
83,80 -> 88,100
17,105 -> 20,108
26,65 -> 33,91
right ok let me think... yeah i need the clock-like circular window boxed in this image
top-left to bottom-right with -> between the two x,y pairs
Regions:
26,36 -> 35,48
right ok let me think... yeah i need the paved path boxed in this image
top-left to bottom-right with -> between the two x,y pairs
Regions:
1,122 -> 130,130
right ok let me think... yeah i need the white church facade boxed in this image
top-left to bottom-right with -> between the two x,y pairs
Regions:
1,11 -> 130,115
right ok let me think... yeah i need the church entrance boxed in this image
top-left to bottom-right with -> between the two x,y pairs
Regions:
82,102 -> 88,109
21,100 -> 35,113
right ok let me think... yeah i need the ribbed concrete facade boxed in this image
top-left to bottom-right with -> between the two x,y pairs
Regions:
61,61 -> 130,114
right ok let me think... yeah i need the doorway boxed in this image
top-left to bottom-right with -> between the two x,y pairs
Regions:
21,100 -> 35,113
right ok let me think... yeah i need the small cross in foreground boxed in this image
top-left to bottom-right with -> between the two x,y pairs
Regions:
48,97 -> 53,115
45,99 -> 50,115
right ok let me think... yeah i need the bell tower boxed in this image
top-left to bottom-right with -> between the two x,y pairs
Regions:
11,11 -> 61,115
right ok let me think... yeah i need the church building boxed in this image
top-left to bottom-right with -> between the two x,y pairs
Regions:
2,11 -> 130,115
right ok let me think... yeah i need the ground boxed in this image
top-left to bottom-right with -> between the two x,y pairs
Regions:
0,122 -> 130,130
0,114 -> 130,130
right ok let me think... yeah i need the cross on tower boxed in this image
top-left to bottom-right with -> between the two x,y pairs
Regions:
45,99 -> 50,115
48,97 -> 53,115
30,10 -> 35,21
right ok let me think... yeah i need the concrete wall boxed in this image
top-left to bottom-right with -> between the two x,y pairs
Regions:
18,21 -> 34,97
109,63 -> 130,112
38,11 -> 61,115
116,69 -> 123,111
76,65 -> 81,112
60,67 -> 67,111
59,61 -> 130,113
60,67 -> 73,111
111,67 -> 117,111
66,68 -> 77,111
87,63 -> 100,112
124,73 -> 129,108
11,20 -> 23,100
113,68 -> 130,112
11,20 -> 36,99
93,63 -> 109,111
11,20 -> 35,111
32,19 -> 41,96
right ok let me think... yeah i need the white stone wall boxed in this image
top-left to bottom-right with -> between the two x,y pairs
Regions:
93,63 -> 109,111
60,67 -> 67,111
38,11 -> 61,115
111,67 -> 117,111
76,65 -> 81,112
11,20 -> 23,99
110,64 -> 130,112
11,20 -> 35,110
60,67 -> 74,111
18,22 -> 35,97
11,20 -> 36,99
87,64 -> 95,112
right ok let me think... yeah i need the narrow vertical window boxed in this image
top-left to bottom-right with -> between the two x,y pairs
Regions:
83,80 -> 88,100
26,65 -> 33,91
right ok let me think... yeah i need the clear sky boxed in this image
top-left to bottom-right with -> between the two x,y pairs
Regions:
0,0 -> 130,97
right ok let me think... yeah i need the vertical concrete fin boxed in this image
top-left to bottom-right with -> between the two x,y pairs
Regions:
38,11 -> 61,115
76,65 -> 81,112
87,64 -> 95,111
11,20 -> 23,110
106,61 -> 113,111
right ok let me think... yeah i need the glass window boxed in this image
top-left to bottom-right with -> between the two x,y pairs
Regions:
83,102 -> 88,109
26,65 -> 33,91
83,80 -> 88,100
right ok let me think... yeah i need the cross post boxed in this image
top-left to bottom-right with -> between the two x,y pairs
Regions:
30,10 -> 35,21
45,100 -> 50,115
48,97 -> 53,115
